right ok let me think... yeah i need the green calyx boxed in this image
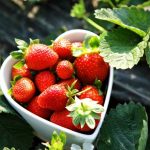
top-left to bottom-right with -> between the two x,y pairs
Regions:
8,75 -> 22,95
66,80 -> 91,105
10,38 -> 40,60
66,96 -> 104,129
72,36 -> 100,57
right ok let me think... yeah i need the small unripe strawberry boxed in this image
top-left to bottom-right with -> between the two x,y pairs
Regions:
56,60 -> 74,80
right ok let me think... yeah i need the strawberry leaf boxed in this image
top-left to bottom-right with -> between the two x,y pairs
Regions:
43,131 -> 66,150
145,42 -> 150,67
95,7 -> 150,37
99,28 -> 149,69
70,0 -> 86,19
10,50 -> 24,60
96,102 -> 148,150
0,95 -> 34,150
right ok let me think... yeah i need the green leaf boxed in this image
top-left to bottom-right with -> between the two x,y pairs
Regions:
43,131 -> 66,150
3,148 -> 16,150
0,95 -> 34,150
96,102 -> 148,150
10,50 -> 24,60
70,0 -> 86,19
145,42 -> 150,67
95,7 -> 150,37
99,28 -> 148,69
13,60 -> 25,69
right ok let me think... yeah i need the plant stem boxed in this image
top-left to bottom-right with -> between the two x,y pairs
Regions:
108,0 -> 116,8
83,16 -> 107,33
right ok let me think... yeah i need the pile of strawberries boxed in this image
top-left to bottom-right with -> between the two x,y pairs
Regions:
10,36 -> 109,133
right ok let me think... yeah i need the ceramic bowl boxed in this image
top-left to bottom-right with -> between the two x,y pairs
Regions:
0,29 -> 113,145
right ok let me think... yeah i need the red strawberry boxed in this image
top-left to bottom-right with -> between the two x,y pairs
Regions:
50,109 -> 77,131
35,70 -> 55,92
38,84 -> 68,111
26,44 -> 58,70
12,77 -> 36,103
74,53 -> 109,84
27,96 -> 52,119
79,85 -> 103,105
12,63 -> 32,79
56,60 -> 74,80
53,39 -> 72,59
58,78 -> 81,90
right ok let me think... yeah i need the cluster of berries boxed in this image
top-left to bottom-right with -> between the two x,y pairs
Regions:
10,37 -> 109,133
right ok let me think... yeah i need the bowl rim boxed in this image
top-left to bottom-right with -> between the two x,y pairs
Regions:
0,29 -> 114,141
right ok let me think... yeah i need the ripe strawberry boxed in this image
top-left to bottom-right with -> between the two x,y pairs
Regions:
35,70 -> 56,92
12,77 -> 36,103
50,109 -> 77,131
79,85 -> 103,105
58,78 -> 81,90
56,60 -> 74,80
74,53 -> 109,84
25,44 -> 58,70
12,63 -> 32,79
53,39 -> 72,59
38,84 -> 68,111
27,96 -> 52,119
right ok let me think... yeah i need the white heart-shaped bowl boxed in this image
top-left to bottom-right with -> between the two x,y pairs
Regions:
0,29 -> 113,145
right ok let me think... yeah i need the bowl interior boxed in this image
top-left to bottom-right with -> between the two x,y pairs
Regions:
0,29 -> 113,144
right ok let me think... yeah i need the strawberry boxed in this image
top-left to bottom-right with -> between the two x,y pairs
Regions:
79,85 -> 103,105
74,53 -> 109,84
58,78 -> 81,90
35,70 -> 56,92
25,44 -> 58,70
66,97 -> 104,132
50,109 -> 77,131
27,96 -> 52,119
38,81 -> 81,111
12,63 -> 32,79
53,39 -> 72,59
11,39 -> 59,71
56,60 -> 74,80
12,77 -> 36,103
38,84 -> 68,111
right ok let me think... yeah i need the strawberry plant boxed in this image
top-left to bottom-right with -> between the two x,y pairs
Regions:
71,0 -> 150,69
